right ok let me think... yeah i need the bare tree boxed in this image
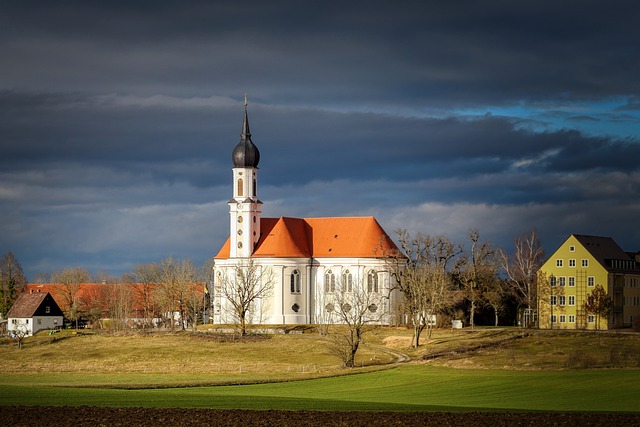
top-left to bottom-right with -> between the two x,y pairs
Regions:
483,279 -> 508,326
391,230 -> 463,348
51,267 -> 90,328
458,229 -> 499,330
325,276 -> 387,367
0,251 -> 27,318
583,284 -> 613,330
156,258 -> 199,331
217,259 -> 274,336
127,262 -> 162,329
201,259 -> 215,325
499,229 -> 545,327
537,270 -> 566,329
185,280 -> 207,331
12,323 -> 29,349
388,230 -> 425,347
187,262 -> 212,329
77,284 -> 106,327
105,284 -> 134,332
315,296 -> 336,336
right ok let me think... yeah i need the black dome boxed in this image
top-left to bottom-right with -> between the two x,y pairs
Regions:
232,100 -> 260,168
232,139 -> 260,168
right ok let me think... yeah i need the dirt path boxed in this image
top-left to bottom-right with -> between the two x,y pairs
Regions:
371,344 -> 411,364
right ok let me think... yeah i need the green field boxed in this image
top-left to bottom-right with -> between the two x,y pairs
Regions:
2,328 -> 640,412
2,366 -> 640,412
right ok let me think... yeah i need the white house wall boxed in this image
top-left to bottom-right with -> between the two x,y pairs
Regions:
32,316 -> 62,334
8,318 -> 32,336
8,315 -> 62,336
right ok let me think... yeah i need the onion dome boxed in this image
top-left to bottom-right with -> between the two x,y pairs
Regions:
232,97 -> 260,168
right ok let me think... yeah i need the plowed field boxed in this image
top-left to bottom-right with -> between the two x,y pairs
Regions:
1,406 -> 638,426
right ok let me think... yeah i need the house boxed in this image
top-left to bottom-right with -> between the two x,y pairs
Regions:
210,100 -> 403,326
6,292 -> 64,336
538,234 -> 640,330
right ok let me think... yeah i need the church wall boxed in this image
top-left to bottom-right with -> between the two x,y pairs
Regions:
211,258 -> 311,326
210,257 -> 401,326
264,258 -> 311,325
309,258 -> 398,325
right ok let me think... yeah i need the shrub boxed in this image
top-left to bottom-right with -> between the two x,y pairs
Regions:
565,351 -> 597,369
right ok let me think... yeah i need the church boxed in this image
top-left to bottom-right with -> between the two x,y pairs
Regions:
210,101 -> 403,326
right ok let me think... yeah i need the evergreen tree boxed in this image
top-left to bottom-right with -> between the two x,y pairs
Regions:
0,252 -> 27,317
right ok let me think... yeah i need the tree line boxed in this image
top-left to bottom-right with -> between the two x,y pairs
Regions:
387,228 -> 546,348
2,224 -> 616,348
1,255 -> 210,332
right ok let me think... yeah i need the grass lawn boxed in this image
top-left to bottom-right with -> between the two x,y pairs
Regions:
2,327 -> 640,412
2,365 -> 640,412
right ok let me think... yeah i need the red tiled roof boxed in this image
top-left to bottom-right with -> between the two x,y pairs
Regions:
24,283 -> 205,312
215,216 -> 400,259
253,217 -> 311,257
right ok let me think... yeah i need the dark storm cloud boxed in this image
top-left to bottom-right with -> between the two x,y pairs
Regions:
1,1 -> 639,278
0,91 -> 235,185
259,109 -> 640,183
2,1 -> 639,106
4,90 -> 636,189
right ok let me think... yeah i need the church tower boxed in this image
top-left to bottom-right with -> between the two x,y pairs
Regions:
228,98 -> 262,258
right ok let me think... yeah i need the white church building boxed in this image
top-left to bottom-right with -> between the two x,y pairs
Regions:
210,101 -> 403,326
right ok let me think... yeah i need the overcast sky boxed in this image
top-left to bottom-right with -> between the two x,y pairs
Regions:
1,1 -> 639,280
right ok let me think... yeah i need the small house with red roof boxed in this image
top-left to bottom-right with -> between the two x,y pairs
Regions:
211,101 -> 403,325
7,292 -> 64,336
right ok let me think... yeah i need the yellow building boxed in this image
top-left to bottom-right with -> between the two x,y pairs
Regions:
539,234 -> 640,330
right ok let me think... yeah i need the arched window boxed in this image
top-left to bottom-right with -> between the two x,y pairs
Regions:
216,271 -> 222,292
290,269 -> 301,294
252,178 -> 257,197
342,270 -> 353,293
367,269 -> 379,293
237,178 -> 244,197
325,270 -> 336,293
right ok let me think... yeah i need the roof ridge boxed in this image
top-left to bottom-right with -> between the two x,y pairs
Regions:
253,217 -> 310,257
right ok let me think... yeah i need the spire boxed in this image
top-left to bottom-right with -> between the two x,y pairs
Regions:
232,95 -> 260,168
241,93 -> 251,142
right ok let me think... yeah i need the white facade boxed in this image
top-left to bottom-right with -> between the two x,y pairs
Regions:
211,257 -> 398,326
8,315 -> 62,337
